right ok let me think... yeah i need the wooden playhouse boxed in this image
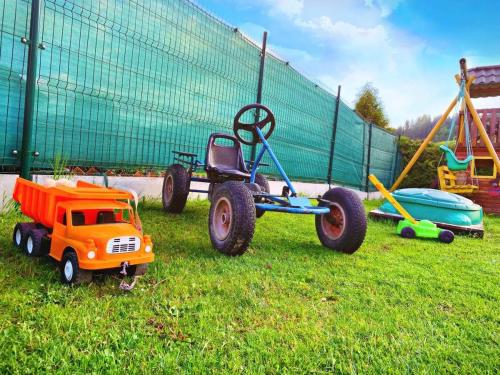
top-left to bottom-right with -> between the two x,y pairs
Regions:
454,64 -> 500,214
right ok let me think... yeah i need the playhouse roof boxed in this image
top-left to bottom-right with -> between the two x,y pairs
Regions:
468,65 -> 500,98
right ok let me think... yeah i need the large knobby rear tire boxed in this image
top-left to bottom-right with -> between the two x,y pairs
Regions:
315,187 -> 367,254
60,250 -> 93,285
209,181 -> 256,256
162,164 -> 190,213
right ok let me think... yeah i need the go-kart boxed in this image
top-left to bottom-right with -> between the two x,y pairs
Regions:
162,103 -> 367,256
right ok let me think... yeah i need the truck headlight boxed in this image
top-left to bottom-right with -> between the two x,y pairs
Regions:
145,245 -> 152,253
87,251 -> 96,259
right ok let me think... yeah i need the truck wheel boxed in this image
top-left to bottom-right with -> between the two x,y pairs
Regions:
60,251 -> 93,285
24,228 -> 47,257
162,164 -> 190,213
127,263 -> 148,276
13,222 -> 36,248
400,227 -> 416,239
315,187 -> 367,254
209,181 -> 256,256
438,230 -> 454,244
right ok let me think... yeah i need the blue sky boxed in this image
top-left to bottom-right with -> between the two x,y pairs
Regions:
195,0 -> 500,127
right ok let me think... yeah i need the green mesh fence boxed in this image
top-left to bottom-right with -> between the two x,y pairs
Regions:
0,0 -> 400,190
0,0 -> 30,170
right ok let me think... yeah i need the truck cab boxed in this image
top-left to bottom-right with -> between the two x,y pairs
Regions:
51,200 -> 153,271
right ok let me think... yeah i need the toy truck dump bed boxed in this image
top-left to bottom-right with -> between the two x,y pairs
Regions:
13,179 -> 132,228
12,178 -> 154,285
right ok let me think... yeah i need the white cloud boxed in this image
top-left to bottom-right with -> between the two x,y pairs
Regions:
234,0 -> 444,127
266,0 -> 304,18
233,0 -> 498,127
294,17 -> 389,48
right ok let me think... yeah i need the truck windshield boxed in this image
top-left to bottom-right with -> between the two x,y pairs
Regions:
71,209 -> 132,226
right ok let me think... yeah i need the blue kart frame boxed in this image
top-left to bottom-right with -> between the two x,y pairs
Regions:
171,124 -> 330,216
163,103 -> 367,256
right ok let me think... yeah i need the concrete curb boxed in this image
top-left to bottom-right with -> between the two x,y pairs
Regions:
0,174 -> 382,209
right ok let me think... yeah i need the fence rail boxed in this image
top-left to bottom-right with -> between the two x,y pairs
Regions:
0,0 -> 400,191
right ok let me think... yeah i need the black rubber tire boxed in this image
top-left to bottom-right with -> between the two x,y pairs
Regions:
162,164 -> 190,213
438,230 -> 454,244
128,263 -> 149,276
60,250 -> 93,285
400,226 -> 416,239
254,173 -> 270,218
315,187 -> 367,254
208,183 -> 220,203
254,173 -> 270,194
209,181 -> 256,256
245,182 -> 266,219
23,228 -> 47,257
12,222 -> 36,248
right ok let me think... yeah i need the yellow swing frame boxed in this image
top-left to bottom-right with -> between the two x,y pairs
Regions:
391,59 -> 500,194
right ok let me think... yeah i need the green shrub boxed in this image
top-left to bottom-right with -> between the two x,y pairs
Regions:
397,137 -> 454,189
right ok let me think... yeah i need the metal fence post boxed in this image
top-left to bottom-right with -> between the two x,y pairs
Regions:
20,0 -> 41,180
365,123 -> 373,192
327,85 -> 341,187
250,31 -> 268,163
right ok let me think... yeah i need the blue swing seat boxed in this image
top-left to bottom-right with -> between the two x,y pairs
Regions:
439,145 -> 473,171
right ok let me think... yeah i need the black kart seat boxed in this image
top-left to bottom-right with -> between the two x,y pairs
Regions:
205,133 -> 250,180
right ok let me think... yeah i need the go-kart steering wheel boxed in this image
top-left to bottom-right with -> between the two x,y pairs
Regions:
233,103 -> 276,146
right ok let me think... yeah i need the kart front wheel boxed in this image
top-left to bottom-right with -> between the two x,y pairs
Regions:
254,173 -> 270,218
162,164 -> 190,213
316,187 -> 367,254
209,181 -> 256,256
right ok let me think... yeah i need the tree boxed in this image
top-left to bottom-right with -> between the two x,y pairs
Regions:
354,83 -> 389,129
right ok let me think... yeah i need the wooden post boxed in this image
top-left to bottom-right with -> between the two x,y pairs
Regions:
464,91 -> 500,172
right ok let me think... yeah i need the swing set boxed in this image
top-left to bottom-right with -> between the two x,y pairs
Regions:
391,58 -> 500,195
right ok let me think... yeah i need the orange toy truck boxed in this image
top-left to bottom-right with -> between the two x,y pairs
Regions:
12,178 -> 154,284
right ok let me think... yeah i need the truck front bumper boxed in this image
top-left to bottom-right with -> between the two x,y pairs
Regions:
78,253 -> 154,270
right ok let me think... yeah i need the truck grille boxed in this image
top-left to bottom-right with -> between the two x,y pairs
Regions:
106,236 -> 140,254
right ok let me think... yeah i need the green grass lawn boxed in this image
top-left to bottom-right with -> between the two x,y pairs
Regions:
0,199 -> 498,373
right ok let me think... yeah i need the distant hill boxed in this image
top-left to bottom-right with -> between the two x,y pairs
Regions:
396,114 -> 456,141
